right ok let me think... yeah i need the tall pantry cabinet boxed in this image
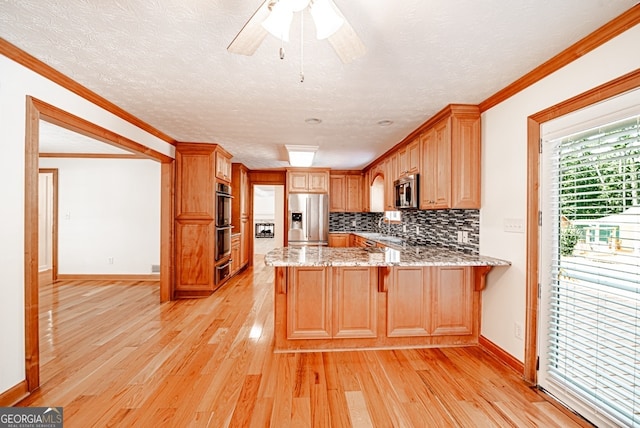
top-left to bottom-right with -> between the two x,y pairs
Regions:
174,142 -> 232,298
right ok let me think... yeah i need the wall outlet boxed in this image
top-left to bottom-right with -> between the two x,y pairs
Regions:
352,220 -> 357,227
514,322 -> 523,340
403,224 -> 407,233
415,226 -> 420,235
108,257 -> 114,265
462,231 -> 470,244
457,231 -> 463,243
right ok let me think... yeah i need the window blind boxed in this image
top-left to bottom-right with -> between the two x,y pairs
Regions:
546,115 -> 640,426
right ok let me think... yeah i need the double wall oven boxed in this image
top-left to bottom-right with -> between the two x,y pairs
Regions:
215,183 -> 233,285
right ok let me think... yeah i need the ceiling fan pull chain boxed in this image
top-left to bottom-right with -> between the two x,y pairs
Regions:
300,11 -> 304,83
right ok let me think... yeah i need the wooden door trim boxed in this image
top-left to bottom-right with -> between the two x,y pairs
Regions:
524,69 -> 640,384
38,168 -> 59,282
24,96 -> 175,393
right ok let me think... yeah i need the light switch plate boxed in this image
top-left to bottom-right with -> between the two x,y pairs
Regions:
504,218 -> 525,233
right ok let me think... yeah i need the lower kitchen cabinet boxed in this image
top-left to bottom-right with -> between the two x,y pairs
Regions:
387,266 -> 473,337
230,234 -> 241,275
287,267 -> 378,340
328,233 -> 350,247
287,267 -> 332,339
431,266 -> 473,335
275,265 -> 479,351
387,266 -> 430,337
333,267 -> 377,338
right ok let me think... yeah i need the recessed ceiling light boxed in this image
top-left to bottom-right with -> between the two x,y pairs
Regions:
377,120 -> 393,126
305,118 -> 322,124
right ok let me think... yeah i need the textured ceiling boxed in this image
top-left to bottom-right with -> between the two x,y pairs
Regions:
1,0 -> 637,169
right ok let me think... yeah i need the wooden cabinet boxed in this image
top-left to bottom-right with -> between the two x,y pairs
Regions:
387,266 -> 473,337
329,175 -> 345,211
329,173 -> 362,212
383,156 -> 397,211
287,169 -> 329,193
175,142 -> 231,298
215,149 -> 232,182
332,267 -> 377,338
231,163 -> 251,273
351,234 -> 368,247
421,120 -> 451,209
230,234 -> 241,275
387,267 -> 430,337
328,233 -> 350,247
397,139 -> 420,177
287,267 -> 332,339
286,267 -> 377,340
431,267 -> 473,335
420,105 -> 481,209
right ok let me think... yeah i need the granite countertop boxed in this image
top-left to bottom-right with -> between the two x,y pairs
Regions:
264,246 -> 511,267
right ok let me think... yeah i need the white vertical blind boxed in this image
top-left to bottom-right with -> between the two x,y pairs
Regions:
544,114 -> 640,426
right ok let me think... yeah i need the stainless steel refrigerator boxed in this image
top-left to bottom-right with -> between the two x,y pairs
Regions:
287,193 -> 329,246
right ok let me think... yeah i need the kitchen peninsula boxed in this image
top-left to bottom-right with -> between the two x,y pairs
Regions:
265,243 -> 510,352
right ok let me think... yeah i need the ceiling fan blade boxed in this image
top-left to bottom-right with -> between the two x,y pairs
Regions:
327,1 -> 366,63
227,0 -> 271,56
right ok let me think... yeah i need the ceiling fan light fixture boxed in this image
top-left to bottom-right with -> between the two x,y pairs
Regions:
262,1 -> 294,42
286,144 -> 318,167
309,0 -> 344,40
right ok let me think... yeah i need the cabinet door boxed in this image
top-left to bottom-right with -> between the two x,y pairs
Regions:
430,267 -> 473,336
345,175 -> 362,212
420,120 -> 451,209
175,222 -> 213,291
329,175 -> 346,212
240,216 -> 250,267
309,171 -> 329,192
451,114 -> 481,208
328,234 -> 349,247
216,152 -> 231,182
387,267 -> 430,336
407,139 -> 420,174
287,267 -> 331,339
231,236 -> 241,275
288,172 -> 309,192
397,146 -> 408,177
384,157 -> 395,211
176,151 -> 215,217
332,267 -> 377,338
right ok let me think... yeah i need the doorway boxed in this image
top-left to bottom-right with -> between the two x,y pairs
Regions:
38,169 -> 58,286
253,185 -> 284,256
24,97 -> 174,392
538,92 -> 640,427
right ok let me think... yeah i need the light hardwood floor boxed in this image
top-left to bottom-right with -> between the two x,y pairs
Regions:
19,257 -> 591,427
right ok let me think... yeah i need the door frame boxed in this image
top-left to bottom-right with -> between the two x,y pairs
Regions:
24,96 -> 175,392
523,69 -> 640,384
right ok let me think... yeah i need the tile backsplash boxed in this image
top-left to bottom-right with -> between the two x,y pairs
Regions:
329,210 -> 479,254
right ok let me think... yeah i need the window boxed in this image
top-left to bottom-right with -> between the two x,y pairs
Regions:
540,113 -> 640,426
385,210 -> 401,222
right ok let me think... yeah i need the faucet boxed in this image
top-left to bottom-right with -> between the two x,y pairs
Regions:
378,216 -> 390,235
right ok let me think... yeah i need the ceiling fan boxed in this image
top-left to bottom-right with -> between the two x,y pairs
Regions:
228,0 -> 366,64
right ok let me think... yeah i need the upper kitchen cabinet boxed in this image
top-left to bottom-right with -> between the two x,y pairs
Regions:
287,169 -> 330,193
397,138 -> 420,177
383,156 -> 397,211
420,105 -> 481,210
215,148 -> 232,182
330,172 -> 363,212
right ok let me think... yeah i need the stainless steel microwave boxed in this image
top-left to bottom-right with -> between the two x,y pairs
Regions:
394,174 -> 419,209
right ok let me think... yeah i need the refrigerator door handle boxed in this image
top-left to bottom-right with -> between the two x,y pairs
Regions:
306,197 -> 311,241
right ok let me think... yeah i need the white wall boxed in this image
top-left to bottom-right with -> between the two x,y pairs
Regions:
253,185 -> 285,247
0,55 -> 174,396
39,157 -> 160,274
480,24 -> 640,361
